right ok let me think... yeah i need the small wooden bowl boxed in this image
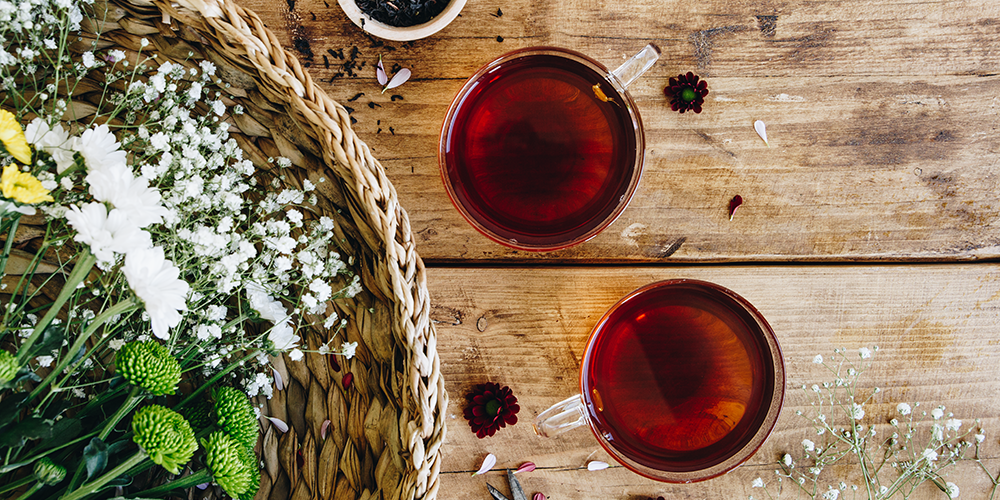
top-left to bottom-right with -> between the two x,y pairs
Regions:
337,0 -> 467,41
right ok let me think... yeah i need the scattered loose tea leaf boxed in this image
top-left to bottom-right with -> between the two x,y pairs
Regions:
367,101 -> 382,109
343,105 -> 355,114
347,92 -> 364,102
350,116 -> 357,124
390,94 -> 403,101
323,55 -> 330,68
377,128 -> 382,134
728,194 -> 743,221
491,7 -> 503,17
754,120 -> 769,146
389,127 -> 395,135
473,453 -> 496,476
496,36 -> 504,42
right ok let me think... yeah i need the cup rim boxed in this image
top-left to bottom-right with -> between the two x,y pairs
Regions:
438,46 -> 646,252
337,0 -> 467,41
579,279 -> 785,483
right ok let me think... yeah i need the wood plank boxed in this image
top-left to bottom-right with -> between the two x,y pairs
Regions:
237,0 -> 1000,263
428,264 -> 1000,498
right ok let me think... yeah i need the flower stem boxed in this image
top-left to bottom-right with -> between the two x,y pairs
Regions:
59,451 -> 147,500
12,481 -> 42,500
98,388 -> 142,441
0,475 -> 36,497
15,249 -> 96,365
28,298 -> 137,403
175,349 -> 260,409
126,469 -> 210,498
0,213 -> 21,291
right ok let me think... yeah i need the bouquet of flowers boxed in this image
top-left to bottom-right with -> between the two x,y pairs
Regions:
0,0 -> 363,498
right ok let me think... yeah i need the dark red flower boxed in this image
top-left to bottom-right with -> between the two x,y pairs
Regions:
664,72 -> 708,113
464,382 -> 519,438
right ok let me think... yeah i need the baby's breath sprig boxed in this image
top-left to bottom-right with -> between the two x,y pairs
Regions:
750,347 -> 976,500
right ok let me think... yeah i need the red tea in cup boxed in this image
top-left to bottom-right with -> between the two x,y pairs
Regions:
535,280 -> 784,483
440,47 -> 655,251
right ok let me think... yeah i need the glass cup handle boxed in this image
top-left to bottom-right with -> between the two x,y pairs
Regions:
609,43 -> 661,90
533,394 -> 588,438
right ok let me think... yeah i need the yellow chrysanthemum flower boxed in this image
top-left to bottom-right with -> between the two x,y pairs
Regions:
0,110 -> 31,164
1,164 -> 53,204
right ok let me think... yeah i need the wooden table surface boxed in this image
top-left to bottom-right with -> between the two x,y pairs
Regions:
235,0 -> 1000,497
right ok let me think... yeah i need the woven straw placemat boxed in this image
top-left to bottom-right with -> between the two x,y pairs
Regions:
77,0 -> 447,498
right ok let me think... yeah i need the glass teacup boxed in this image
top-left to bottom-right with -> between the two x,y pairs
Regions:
439,44 -> 659,251
534,279 -> 785,483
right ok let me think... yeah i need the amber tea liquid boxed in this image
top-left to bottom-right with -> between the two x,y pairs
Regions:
441,53 -> 639,248
581,282 -> 776,472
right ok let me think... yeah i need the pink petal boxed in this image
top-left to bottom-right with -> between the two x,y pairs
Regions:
514,462 -> 535,474
273,368 -> 284,391
267,417 -> 289,433
587,461 -> 609,471
385,68 -> 410,90
376,55 -> 388,86
533,494 -> 546,500
472,453 -> 496,476
321,419 -> 331,440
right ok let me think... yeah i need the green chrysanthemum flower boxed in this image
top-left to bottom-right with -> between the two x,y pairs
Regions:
116,341 -> 181,396
0,350 -> 17,384
33,457 -> 66,485
180,398 -> 215,433
203,431 -> 251,498
132,405 -> 198,474
237,442 -> 261,500
213,387 -> 259,450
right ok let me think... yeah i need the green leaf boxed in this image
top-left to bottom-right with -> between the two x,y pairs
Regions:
27,323 -> 65,359
36,418 -> 81,451
0,392 -> 28,429
106,438 -> 132,456
83,437 -> 108,480
0,417 -> 53,447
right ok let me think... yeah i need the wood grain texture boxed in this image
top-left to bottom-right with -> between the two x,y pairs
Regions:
428,265 -> 1000,498
236,0 -> 1000,262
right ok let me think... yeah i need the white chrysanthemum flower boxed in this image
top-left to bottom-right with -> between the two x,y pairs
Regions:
65,203 -> 152,264
897,403 -> 911,415
813,354 -> 823,364
802,439 -> 815,452
86,164 -> 170,228
340,341 -> 357,359
123,246 -> 190,340
267,320 -> 299,350
25,118 -> 76,173
922,448 -> 938,462
75,124 -> 127,173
